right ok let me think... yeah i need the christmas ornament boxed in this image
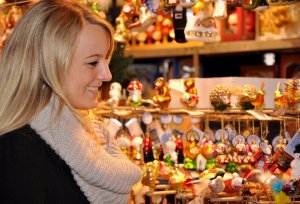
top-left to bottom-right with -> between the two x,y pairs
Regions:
152,77 -> 171,110
172,5 -> 187,43
180,78 -> 199,109
274,79 -> 300,113
126,80 -> 144,107
142,161 -> 159,190
242,82 -> 265,110
290,143 -> 300,179
184,11 -> 217,43
114,15 -> 131,43
238,84 -> 258,110
125,118 -> 144,137
213,0 -> 227,19
106,82 -> 122,109
128,5 -> 157,32
209,84 -> 231,111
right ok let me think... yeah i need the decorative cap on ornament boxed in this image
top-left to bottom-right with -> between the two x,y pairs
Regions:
127,80 -> 143,91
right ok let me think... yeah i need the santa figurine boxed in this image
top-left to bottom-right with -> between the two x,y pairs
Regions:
291,143 -> 300,179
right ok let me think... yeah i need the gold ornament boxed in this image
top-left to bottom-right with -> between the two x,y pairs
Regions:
180,78 -> 199,109
152,77 -> 171,110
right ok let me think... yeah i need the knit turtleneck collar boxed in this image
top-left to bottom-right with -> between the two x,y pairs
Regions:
29,96 -> 142,203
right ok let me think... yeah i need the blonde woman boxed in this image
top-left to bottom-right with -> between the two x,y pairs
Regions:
0,0 -> 141,203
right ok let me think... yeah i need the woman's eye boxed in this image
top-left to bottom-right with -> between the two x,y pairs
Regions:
88,61 -> 99,67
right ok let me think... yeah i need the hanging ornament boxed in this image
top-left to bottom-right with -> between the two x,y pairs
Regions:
184,128 -> 202,170
142,112 -> 155,163
247,134 -> 261,154
125,118 -> 144,137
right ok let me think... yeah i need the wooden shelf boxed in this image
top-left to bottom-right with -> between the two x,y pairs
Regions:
124,41 -> 204,59
124,38 -> 300,59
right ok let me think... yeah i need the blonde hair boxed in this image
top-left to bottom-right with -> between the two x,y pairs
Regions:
0,0 -> 114,135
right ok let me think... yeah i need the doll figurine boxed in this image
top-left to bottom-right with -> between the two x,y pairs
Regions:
180,78 -> 199,109
152,77 -> 171,110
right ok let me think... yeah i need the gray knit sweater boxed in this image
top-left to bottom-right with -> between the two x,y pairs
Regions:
30,99 -> 142,203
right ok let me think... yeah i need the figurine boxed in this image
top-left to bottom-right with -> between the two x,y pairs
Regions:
128,5 -> 157,32
180,78 -> 199,109
239,83 -> 265,110
164,139 -> 178,166
249,82 -> 265,110
250,138 -> 260,154
143,135 -> 154,163
126,80 -> 154,108
152,77 -> 171,110
114,15 -> 131,43
175,134 -> 185,164
126,80 -> 144,107
107,82 -> 122,108
209,84 -> 231,111
184,129 -> 201,170
274,79 -> 300,112
235,138 -> 247,156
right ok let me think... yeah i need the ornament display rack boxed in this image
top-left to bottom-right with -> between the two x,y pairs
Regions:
95,105 -> 296,121
124,38 -> 300,77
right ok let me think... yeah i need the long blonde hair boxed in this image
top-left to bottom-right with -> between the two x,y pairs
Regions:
0,0 -> 114,135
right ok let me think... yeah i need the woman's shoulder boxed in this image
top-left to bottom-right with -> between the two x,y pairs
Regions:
0,125 -> 48,161
0,125 -> 43,150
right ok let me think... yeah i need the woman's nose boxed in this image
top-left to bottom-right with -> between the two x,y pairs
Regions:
98,61 -> 112,82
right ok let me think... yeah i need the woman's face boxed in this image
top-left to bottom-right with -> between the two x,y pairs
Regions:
62,24 -> 112,109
